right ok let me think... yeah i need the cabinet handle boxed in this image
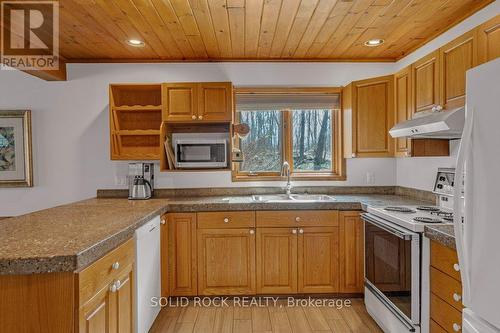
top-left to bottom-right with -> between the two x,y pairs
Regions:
115,280 -> 121,289
249,229 -> 255,235
351,153 -> 356,158
292,229 -> 297,234
453,323 -> 461,332
109,283 -> 117,293
295,216 -> 301,222
198,115 -> 203,120
223,218 -> 229,223
111,262 -> 120,270
160,218 -> 166,225
453,293 -> 462,302
298,228 -> 304,234
191,115 -> 196,120
453,263 -> 460,272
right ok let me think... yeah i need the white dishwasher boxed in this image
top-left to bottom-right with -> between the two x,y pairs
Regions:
134,215 -> 161,333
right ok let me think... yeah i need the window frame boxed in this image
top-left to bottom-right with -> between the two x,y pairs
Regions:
232,87 -> 345,182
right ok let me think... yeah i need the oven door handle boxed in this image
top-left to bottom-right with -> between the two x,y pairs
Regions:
361,213 -> 416,240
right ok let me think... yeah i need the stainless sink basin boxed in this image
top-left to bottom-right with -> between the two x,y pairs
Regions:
251,194 -> 336,203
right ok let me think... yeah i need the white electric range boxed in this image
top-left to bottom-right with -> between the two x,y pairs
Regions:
363,168 -> 455,333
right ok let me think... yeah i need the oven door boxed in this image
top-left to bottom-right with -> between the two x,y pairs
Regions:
175,140 -> 227,168
362,213 -> 420,327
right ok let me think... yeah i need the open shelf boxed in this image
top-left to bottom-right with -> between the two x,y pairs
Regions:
110,84 -> 162,160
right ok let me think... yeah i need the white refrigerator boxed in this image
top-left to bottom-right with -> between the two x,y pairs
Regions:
454,58 -> 500,333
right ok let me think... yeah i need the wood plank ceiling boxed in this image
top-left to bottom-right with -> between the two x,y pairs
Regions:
56,0 -> 493,62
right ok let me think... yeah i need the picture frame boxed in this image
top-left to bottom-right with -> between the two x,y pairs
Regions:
0,110 -> 33,187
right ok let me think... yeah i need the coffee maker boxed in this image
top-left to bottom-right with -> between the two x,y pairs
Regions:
128,163 -> 154,200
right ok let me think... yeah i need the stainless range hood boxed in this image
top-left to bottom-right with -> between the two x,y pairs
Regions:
389,107 -> 464,139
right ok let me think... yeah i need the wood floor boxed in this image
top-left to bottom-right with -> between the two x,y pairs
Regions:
149,298 -> 382,333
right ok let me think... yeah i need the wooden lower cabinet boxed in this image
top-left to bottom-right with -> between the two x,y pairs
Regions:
256,227 -> 298,294
339,211 -> 365,293
164,210 -> 364,296
167,213 -> 197,296
430,240 -> 463,333
197,228 -> 256,295
298,227 -> 340,293
79,284 -> 111,333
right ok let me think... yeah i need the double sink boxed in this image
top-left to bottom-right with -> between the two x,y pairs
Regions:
251,194 -> 336,203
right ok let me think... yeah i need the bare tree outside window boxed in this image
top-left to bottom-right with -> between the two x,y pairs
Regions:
292,109 -> 332,171
238,110 -> 282,172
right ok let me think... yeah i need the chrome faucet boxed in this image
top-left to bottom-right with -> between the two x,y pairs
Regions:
281,161 -> 292,196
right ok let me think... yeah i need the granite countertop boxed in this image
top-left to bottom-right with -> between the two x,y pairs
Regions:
0,194 -> 432,275
424,225 -> 456,249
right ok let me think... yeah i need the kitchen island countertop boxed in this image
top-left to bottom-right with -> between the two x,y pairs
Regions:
0,194 -> 432,275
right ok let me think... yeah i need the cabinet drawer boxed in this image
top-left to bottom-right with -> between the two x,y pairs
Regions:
78,238 -> 134,305
256,211 -> 338,227
197,211 -> 255,229
431,267 -> 464,311
430,241 -> 461,281
431,293 -> 462,333
430,319 -> 448,333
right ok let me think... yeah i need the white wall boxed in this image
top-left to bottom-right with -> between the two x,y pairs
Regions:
0,62 -> 396,216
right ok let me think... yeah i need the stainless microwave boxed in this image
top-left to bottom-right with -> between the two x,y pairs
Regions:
172,133 -> 228,169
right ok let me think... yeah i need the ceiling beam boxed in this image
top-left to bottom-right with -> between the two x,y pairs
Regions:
21,57 -> 67,81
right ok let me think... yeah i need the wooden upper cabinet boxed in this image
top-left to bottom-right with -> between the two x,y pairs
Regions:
256,227 -> 298,294
197,228 -> 256,295
477,15 -> 500,64
440,31 -> 477,110
168,213 -> 197,296
298,226 -> 340,293
198,82 -> 233,121
162,83 -> 198,122
412,50 -> 440,113
394,67 -> 413,157
162,82 -> 232,122
343,75 -> 394,158
339,212 -> 364,293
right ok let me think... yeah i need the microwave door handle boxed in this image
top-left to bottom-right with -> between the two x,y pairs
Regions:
361,213 -> 415,240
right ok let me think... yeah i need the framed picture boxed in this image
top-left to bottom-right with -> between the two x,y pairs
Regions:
0,110 -> 33,187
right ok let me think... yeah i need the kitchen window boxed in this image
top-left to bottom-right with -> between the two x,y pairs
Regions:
233,88 -> 345,181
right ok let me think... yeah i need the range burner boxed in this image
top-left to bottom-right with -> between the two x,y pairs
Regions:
430,210 -> 454,218
416,206 -> 440,212
384,206 -> 416,213
442,216 -> 454,222
413,217 -> 442,223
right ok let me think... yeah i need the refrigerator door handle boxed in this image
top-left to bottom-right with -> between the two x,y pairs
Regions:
454,106 -> 474,303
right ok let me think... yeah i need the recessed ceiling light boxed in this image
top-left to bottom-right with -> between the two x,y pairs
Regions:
364,39 -> 384,47
126,39 -> 145,47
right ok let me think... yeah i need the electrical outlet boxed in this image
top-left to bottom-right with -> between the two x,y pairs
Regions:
366,172 -> 375,185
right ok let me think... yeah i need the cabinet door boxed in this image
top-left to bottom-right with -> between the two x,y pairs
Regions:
168,213 -> 197,296
352,75 -> 394,157
160,214 -> 169,297
109,264 -> 134,333
394,67 -> 412,157
79,285 -> 111,333
298,227 -> 339,293
198,82 -> 233,121
162,83 -> 198,121
197,228 -> 256,295
477,15 -> 500,64
256,227 -> 297,294
413,50 -> 440,113
440,31 -> 477,110
339,212 -> 364,293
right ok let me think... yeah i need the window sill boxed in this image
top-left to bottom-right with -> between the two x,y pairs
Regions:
232,172 -> 347,182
